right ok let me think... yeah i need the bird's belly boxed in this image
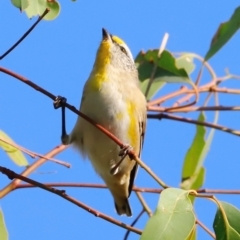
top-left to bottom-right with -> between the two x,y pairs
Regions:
79,92 -> 133,177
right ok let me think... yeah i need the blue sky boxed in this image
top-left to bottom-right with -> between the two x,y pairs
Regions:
1,1 -> 240,239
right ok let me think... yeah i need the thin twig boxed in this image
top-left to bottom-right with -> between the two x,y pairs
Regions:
165,71 -> 201,111
148,105 -> 240,113
0,137 -> 70,167
0,144 -> 68,198
16,183 -> 240,194
196,219 -> 216,239
171,67 -> 203,107
148,113 -> 240,136
123,208 -> 145,240
147,75 -> 240,108
0,9 -> 49,60
197,189 -> 240,194
130,153 -> 169,188
212,86 -> 240,94
0,166 -> 142,235
148,86 -> 188,106
144,33 -> 169,98
195,64 -> 204,86
135,191 -> 152,217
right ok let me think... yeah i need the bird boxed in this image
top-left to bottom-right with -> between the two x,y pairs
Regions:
62,28 -> 146,216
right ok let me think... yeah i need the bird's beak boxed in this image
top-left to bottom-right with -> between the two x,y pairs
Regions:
102,28 -> 111,41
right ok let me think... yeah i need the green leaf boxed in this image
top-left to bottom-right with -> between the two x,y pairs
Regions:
181,107 -> 218,191
43,0 -> 61,20
181,113 -> 206,189
187,227 -> 196,240
213,201 -> 240,240
156,51 -> 189,78
176,54 -> 195,75
24,0 -> 61,20
139,77 -> 165,101
0,209 -> 8,240
183,167 -> 205,203
135,50 -> 165,100
141,188 -> 196,240
0,130 -> 28,166
181,167 -> 205,193
205,6 -> 240,61
136,50 -> 195,101
11,0 -> 29,10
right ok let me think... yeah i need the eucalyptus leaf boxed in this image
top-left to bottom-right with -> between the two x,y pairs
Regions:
141,188 -> 195,240
11,0 -> 29,10
0,209 -> 8,240
181,113 -> 206,188
213,201 -> 240,240
23,0 -> 61,20
181,108 -> 218,191
176,54 -> 195,75
205,6 -> 240,61
136,50 -> 194,100
0,130 -> 28,166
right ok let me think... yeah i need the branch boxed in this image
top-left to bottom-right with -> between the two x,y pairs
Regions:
145,33 -> 169,97
196,219 -> 215,239
135,191 -> 152,217
15,183 -> 240,195
0,144 -> 67,198
147,75 -> 240,108
165,67 -> 202,110
148,105 -> 240,113
0,166 -> 142,235
130,153 -> 169,188
0,137 -> 70,167
0,9 -> 49,60
123,208 -> 145,240
148,113 -> 240,136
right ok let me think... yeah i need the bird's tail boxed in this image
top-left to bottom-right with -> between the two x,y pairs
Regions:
115,199 -> 132,217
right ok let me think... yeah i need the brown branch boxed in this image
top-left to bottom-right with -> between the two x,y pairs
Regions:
0,144 -> 68,198
0,166 -> 142,235
145,33 -> 169,98
148,105 -> 240,113
0,66 -> 168,188
196,219 -> 215,239
197,189 -> 240,194
195,63 -> 204,86
15,183 -> 240,195
135,191 -> 152,217
131,153 -> 169,188
148,113 -> 240,136
16,183 -> 162,192
165,67 -> 202,110
147,76 -> 240,108
0,137 -> 70,167
212,86 -> 240,94
0,9 -> 49,60
148,86 -> 188,106
123,208 -> 145,240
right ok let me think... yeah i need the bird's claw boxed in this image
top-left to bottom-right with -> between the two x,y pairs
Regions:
54,96 -> 67,109
110,145 -> 133,175
119,144 -> 133,157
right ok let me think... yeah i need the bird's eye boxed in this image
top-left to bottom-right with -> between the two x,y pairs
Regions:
120,46 -> 127,54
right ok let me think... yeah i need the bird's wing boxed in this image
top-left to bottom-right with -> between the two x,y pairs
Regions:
128,113 -> 146,196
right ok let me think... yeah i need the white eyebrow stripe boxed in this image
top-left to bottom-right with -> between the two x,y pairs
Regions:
120,43 -> 134,62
